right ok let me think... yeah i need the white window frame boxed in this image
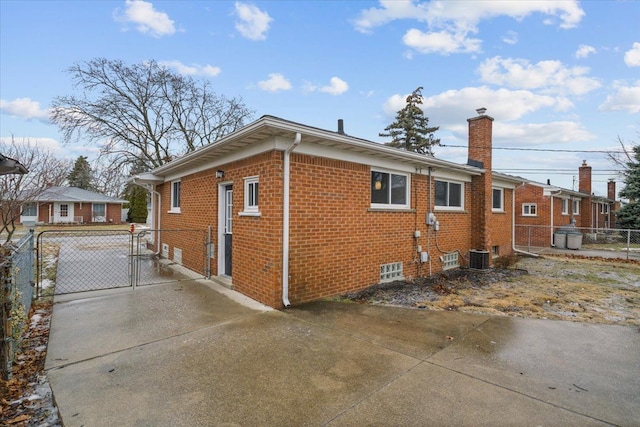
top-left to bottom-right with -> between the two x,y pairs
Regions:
492,187 -> 504,212
60,204 -> 69,217
522,203 -> 537,216
21,202 -> 38,217
169,180 -> 181,213
561,198 -> 569,215
601,203 -> 609,214
434,179 -> 464,211
572,200 -> 580,215
240,176 -> 261,216
370,169 -> 410,210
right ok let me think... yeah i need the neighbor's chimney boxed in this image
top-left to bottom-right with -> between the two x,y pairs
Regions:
337,119 -> 344,135
608,179 -> 616,200
578,160 -> 591,194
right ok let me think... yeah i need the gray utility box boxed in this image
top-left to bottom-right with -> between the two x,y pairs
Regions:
469,250 -> 490,270
554,232 -> 567,249
566,233 -> 583,250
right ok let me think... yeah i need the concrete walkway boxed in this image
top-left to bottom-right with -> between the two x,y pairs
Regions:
45,280 -> 640,426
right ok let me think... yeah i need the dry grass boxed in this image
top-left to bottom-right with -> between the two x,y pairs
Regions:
420,256 -> 640,327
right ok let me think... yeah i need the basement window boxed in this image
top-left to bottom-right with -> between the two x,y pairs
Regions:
380,262 -> 403,282
442,252 -> 459,270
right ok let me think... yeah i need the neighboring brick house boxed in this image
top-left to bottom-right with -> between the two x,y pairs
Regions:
133,110 -> 522,309
20,186 -> 126,225
515,161 -> 617,247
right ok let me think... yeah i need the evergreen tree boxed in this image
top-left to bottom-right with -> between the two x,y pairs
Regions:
616,145 -> 640,229
125,161 -> 149,223
379,87 -> 440,155
127,185 -> 148,223
67,156 -> 93,189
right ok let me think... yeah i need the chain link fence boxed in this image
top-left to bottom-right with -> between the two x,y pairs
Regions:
515,225 -> 640,260
36,228 -> 210,296
1,231 -> 35,380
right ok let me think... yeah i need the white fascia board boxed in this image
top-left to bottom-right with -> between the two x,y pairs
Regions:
430,168 -> 473,183
163,138 -> 278,182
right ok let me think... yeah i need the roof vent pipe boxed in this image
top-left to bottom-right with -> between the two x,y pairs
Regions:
337,119 -> 344,134
547,179 -> 551,185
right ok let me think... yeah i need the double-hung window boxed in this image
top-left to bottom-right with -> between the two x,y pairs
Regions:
170,180 -> 181,213
371,170 -> 409,209
561,199 -> 569,215
522,203 -> 537,216
435,180 -> 463,210
240,176 -> 260,216
601,203 -> 609,214
572,200 -> 580,215
492,188 -> 504,212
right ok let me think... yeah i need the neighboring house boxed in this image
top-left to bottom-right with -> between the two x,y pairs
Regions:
515,161 -> 618,247
20,187 -> 126,225
0,153 -> 28,175
133,111 -> 523,309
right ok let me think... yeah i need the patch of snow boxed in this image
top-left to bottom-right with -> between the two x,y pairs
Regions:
40,279 -> 53,289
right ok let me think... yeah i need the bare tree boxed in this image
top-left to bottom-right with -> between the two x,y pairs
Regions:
1,137 -> 72,241
607,135 -> 637,179
91,155 -> 129,199
50,58 -> 254,172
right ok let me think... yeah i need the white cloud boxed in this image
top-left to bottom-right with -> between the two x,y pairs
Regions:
354,1 -> 584,55
477,57 -> 601,96
0,98 -> 50,122
258,73 -> 291,92
599,81 -> 640,113
353,0 -> 427,34
575,44 -> 596,59
403,28 -> 481,54
234,2 -> 272,41
319,77 -> 349,95
624,42 -> 640,67
502,31 -> 518,45
159,60 -> 221,77
382,86 -> 571,127
115,0 -> 176,37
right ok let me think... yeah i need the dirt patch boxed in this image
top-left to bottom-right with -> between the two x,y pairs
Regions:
345,255 -> 640,327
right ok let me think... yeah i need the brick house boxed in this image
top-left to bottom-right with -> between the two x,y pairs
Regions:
20,186 -> 126,225
133,110 -> 522,309
514,161 -> 618,247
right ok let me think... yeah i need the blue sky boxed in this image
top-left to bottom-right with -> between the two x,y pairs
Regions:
1,0 -> 639,196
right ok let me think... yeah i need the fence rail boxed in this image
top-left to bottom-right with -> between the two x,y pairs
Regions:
515,225 -> 640,259
1,231 -> 35,380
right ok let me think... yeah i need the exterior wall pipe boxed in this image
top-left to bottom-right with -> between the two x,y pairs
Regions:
282,132 -> 301,307
513,183 -> 538,257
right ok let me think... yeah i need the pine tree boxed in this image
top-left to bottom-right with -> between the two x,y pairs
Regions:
67,156 -> 93,189
127,185 -> 148,223
379,86 -> 440,155
616,145 -> 640,229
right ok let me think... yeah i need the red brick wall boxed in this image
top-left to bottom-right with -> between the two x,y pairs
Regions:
156,151 -> 283,306
490,188 -> 514,256
155,147 -> 514,308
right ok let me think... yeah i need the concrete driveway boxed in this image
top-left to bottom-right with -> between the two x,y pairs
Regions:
45,279 -> 640,426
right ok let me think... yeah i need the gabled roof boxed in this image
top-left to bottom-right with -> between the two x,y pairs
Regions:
32,187 -> 126,203
0,153 -> 29,175
136,115 -> 485,183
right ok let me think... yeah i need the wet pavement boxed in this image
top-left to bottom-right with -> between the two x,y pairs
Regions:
45,280 -> 640,426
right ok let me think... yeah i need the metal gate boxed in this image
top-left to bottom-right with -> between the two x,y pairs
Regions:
37,228 -> 209,296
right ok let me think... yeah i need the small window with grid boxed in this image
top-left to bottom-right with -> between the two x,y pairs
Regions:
380,262 -> 403,282
442,252 -> 459,270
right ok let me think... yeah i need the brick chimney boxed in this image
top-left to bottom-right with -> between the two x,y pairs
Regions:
607,179 -> 616,200
467,108 -> 494,253
578,160 -> 591,195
